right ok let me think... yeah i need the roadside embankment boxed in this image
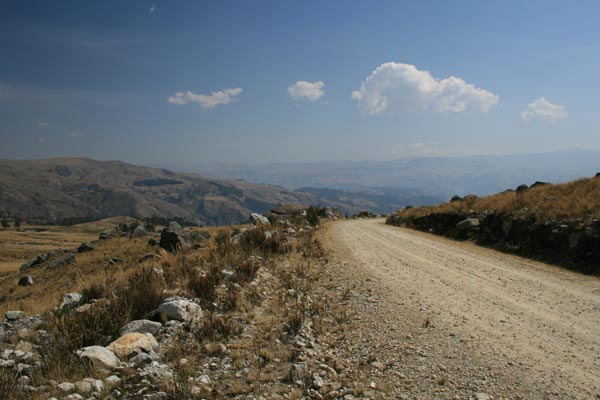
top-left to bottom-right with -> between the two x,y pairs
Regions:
387,176 -> 600,275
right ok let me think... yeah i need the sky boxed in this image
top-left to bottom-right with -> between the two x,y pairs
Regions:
1,0 -> 599,165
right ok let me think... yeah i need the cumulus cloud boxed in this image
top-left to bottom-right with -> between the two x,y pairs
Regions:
167,88 -> 243,109
288,81 -> 325,102
352,62 -> 499,115
520,97 -> 568,122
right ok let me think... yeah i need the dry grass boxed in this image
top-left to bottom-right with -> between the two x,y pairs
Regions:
0,216 -> 352,398
396,176 -> 600,223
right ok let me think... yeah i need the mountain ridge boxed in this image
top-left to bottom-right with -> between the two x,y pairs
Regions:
0,157 -> 423,225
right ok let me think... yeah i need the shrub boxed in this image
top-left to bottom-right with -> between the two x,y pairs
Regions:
306,207 -> 321,227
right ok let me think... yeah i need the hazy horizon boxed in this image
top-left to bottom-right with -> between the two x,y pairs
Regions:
2,1 -> 600,166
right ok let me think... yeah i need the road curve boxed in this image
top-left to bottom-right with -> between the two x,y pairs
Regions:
329,219 -> 600,398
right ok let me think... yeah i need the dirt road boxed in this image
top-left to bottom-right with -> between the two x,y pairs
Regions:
325,219 -> 600,399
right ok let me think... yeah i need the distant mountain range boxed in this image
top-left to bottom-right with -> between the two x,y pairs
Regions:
3,150 -> 597,226
0,158 -> 426,225
173,149 -> 600,197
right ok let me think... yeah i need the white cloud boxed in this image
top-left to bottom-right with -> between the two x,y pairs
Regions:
37,122 -> 51,127
520,97 -> 568,122
149,4 -> 156,13
352,62 -> 499,115
288,81 -> 325,102
167,88 -> 243,108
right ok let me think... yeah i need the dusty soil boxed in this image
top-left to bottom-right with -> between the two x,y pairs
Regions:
321,218 -> 600,399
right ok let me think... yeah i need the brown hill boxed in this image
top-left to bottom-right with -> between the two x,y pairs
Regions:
0,158 -> 357,225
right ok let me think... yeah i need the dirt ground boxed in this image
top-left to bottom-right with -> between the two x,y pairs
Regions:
320,218 -> 600,399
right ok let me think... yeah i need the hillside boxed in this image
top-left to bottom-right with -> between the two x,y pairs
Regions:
0,158 -> 367,226
387,175 -> 600,274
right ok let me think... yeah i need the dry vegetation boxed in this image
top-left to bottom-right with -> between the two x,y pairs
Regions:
0,217 -> 363,399
396,175 -> 600,223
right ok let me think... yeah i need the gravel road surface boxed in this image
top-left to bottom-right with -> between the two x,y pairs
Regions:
324,219 -> 600,399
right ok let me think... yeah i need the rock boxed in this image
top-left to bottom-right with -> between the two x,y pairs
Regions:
47,253 -> 76,269
60,293 -> 82,310
99,229 -> 113,240
168,221 -> 183,231
74,380 -> 92,394
159,224 -> 192,252
106,332 -> 158,359
19,255 -> 45,271
76,346 -> 120,372
121,319 -> 162,335
289,362 -> 308,383
516,184 -> 529,193
58,382 -> 75,393
450,195 -> 462,202
18,275 -> 35,286
530,181 -> 550,189
249,213 -> 271,226
108,257 -> 121,266
77,242 -> 95,253
130,225 -> 148,238
139,253 -> 155,262
456,218 -> 480,232
67,394 -> 84,400
475,393 -> 491,400
103,375 -> 121,388
198,374 -> 211,385
158,297 -> 203,323
129,351 -> 160,366
86,378 -> 104,393
265,204 -> 309,223
16,363 -> 31,375
5,310 -> 25,321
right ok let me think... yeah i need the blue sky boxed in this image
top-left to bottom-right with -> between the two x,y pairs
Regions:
1,1 -> 599,164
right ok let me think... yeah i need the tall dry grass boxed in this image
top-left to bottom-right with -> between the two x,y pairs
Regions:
397,176 -> 600,222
